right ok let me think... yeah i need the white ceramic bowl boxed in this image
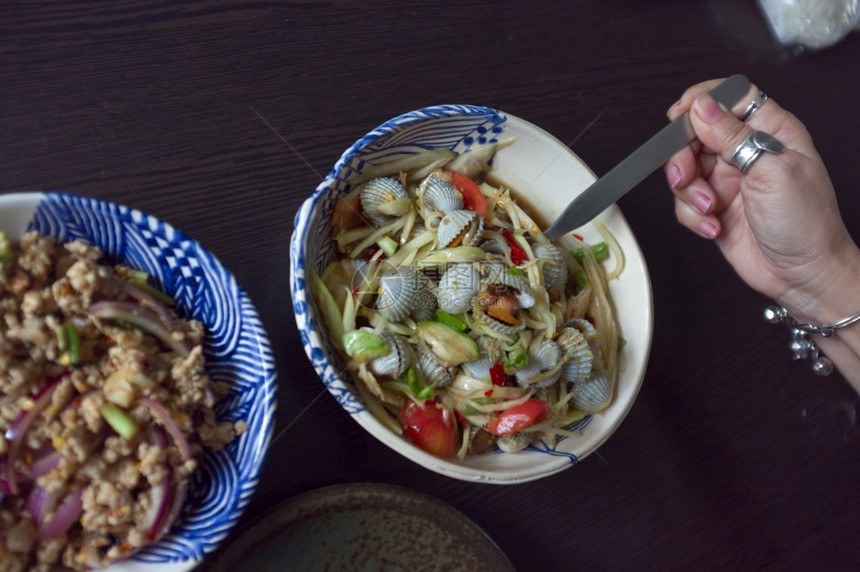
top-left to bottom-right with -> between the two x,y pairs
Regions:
0,192 -> 277,571
291,105 -> 652,484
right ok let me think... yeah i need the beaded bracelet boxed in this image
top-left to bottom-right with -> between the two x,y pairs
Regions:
764,305 -> 860,376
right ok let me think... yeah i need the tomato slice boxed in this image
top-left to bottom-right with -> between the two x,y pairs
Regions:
485,398 -> 548,436
446,168 -> 488,219
400,400 -> 458,458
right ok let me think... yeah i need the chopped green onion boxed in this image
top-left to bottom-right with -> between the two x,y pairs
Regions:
61,322 -> 80,365
101,402 -> 139,439
572,242 -> 609,263
573,269 -> 588,290
127,270 -> 175,306
591,241 -> 609,261
506,266 -> 525,276
503,344 -> 529,374
342,330 -> 390,362
376,236 -> 398,257
617,336 -> 627,352
463,405 -> 480,416
404,365 -> 435,400
434,310 -> 467,332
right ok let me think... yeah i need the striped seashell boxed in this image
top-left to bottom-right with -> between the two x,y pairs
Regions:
570,369 -> 611,412
460,336 -> 504,379
568,317 -> 598,341
478,231 -> 507,255
420,177 -> 463,214
482,264 -> 535,309
533,243 -> 568,293
557,326 -> 593,383
473,304 -> 526,336
369,333 -> 414,378
436,209 -> 483,249
410,272 -> 437,322
417,350 -> 454,388
377,265 -> 423,323
460,356 -> 494,379
496,431 -> 531,453
360,177 -> 409,226
515,339 -> 562,388
436,263 -> 480,315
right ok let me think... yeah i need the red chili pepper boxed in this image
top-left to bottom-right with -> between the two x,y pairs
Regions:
586,315 -> 596,327
502,230 -> 529,265
490,362 -> 506,387
484,389 -> 494,397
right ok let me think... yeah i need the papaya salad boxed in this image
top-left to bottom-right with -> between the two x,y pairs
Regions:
0,231 -> 239,571
313,142 -> 625,459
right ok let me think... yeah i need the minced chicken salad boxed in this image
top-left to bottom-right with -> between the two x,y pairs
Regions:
0,231 -> 241,571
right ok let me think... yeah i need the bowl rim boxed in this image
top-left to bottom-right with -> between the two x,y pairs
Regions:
290,105 -> 652,484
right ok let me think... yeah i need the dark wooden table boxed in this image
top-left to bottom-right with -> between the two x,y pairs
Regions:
3,2 -> 860,570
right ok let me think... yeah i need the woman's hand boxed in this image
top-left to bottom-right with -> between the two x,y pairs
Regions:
663,79 -> 860,324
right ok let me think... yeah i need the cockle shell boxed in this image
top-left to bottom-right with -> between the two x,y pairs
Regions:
482,264 -> 535,309
568,317 -> 598,341
478,231 -> 507,256
420,177 -> 463,214
436,263 -> 480,315
570,369 -> 611,413
436,209 -> 483,249
533,243 -> 568,293
515,339 -> 562,388
360,177 -> 409,226
557,326 -> 593,383
496,431 -> 531,453
417,350 -> 454,388
369,333 -> 414,378
473,304 -> 526,336
377,265 -> 423,323
410,272 -> 437,322
461,336 -> 504,379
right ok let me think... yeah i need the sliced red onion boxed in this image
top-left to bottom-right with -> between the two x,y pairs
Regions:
89,300 -> 189,357
138,398 -> 191,461
146,465 -> 173,541
110,279 -> 176,332
35,485 -> 84,541
28,450 -> 63,480
149,425 -> 169,449
25,484 -> 59,525
5,378 -> 61,495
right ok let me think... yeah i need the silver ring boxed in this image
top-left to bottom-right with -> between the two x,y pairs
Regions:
730,130 -> 786,175
740,91 -> 768,121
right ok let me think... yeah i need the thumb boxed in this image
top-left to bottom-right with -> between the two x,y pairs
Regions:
689,91 -> 755,166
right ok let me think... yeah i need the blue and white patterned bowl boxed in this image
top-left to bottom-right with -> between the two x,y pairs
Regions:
0,192 -> 277,571
290,105 -> 653,484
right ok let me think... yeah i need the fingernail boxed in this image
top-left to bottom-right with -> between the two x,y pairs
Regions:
693,93 -> 723,124
691,192 -> 711,215
699,220 -> 719,239
667,163 -> 681,188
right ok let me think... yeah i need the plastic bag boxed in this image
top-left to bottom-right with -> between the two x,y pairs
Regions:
757,0 -> 860,50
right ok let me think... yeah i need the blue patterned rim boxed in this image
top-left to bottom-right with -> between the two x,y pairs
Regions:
9,192 -> 277,568
290,105 -> 591,467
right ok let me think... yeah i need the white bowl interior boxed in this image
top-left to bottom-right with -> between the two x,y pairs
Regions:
292,106 -> 653,484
